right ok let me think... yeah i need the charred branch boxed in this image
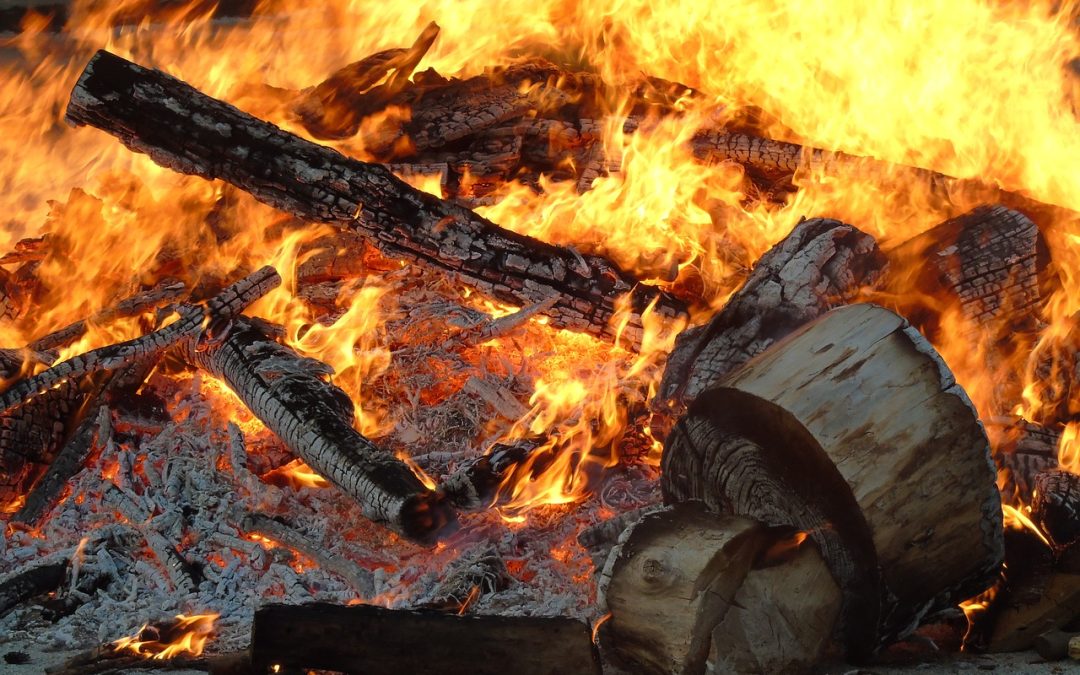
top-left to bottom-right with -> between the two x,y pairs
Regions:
65,50 -> 687,343
180,316 -> 452,540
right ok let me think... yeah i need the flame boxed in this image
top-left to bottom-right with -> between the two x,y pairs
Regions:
1001,504 -> 1052,548
261,459 -> 330,489
1,0 -> 1079,595
1059,422 -> 1080,475
111,613 -> 219,660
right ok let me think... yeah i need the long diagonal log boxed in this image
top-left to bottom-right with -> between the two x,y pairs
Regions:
0,266 -> 278,416
180,316 -> 452,540
64,50 -> 686,344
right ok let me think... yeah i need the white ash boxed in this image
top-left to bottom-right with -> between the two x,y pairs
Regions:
0,266 -> 663,658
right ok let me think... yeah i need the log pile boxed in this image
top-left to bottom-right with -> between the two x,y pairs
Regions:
2,31 -> 1079,675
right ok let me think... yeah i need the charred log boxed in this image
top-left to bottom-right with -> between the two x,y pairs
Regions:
0,560 -> 68,618
65,50 -> 686,343
180,316 -> 451,540
1032,470 -> 1080,550
249,602 -> 602,675
0,266 -> 278,416
658,217 -> 886,410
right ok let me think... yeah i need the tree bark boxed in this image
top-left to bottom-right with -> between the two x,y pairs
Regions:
663,304 -> 1003,652
65,50 -> 686,344
657,217 -> 886,411
180,316 -> 452,541
249,602 -> 602,675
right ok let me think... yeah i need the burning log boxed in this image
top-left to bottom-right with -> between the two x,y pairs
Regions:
0,266 -> 279,417
658,217 -> 886,410
887,205 -> 1047,337
663,304 -> 1004,654
598,504 -> 840,674
180,316 -> 452,540
248,602 -> 602,674
65,50 -> 687,343
1032,470 -> 1080,550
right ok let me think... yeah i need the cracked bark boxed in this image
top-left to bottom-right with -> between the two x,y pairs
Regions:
65,50 -> 685,344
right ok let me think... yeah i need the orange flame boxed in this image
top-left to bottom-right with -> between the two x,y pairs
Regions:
111,613 -> 219,660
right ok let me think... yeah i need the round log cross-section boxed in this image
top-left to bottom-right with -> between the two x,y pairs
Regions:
663,303 -> 1003,651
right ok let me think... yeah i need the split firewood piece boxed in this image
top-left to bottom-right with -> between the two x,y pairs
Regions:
0,266 -> 279,416
65,51 -> 686,344
887,205 -> 1047,339
597,505 -> 772,674
1032,470 -> 1080,550
1034,629 -> 1080,660
294,22 -> 441,140
181,316 -> 451,540
239,512 -> 374,597
28,280 -> 186,353
249,602 -> 602,675
0,559 -> 68,617
598,504 -> 842,675
664,304 -> 1004,652
707,532 -> 843,675
658,218 -> 886,411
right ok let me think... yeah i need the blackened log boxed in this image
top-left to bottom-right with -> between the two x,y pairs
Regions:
65,50 -> 686,344
0,266 -> 278,416
0,379 -> 82,510
250,602 -> 602,675
181,316 -> 451,540
0,560 -> 67,617
990,417 -> 1060,503
28,280 -> 186,353
888,205 -> 1047,336
657,218 -> 886,410
1033,470 -> 1080,550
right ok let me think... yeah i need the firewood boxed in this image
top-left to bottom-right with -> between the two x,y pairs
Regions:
707,534 -> 842,675
65,50 -> 686,344
658,217 -> 886,411
976,528 -> 1080,653
1034,629 -> 1079,660
0,379 -> 83,510
28,280 -> 186,353
1032,470 -> 1080,550
989,416 -> 1059,503
0,266 -> 279,416
249,602 -> 602,675
238,511 -> 374,596
663,304 -> 1004,653
0,560 -> 68,617
597,505 -> 772,674
180,316 -> 452,540
887,205 -> 1046,340
294,22 -> 441,141
577,504 -> 663,568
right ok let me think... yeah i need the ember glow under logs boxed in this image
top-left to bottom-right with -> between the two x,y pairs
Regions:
2,2 -> 1080,673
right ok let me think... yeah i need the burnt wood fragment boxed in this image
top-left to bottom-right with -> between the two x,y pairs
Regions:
250,602 -> 602,675
1032,470 -> 1080,550
65,50 -> 686,343
0,560 -> 68,618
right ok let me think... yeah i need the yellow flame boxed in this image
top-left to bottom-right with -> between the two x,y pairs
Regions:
112,613 -> 218,660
